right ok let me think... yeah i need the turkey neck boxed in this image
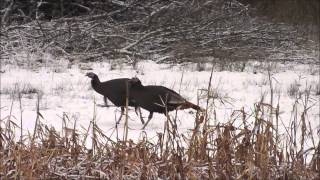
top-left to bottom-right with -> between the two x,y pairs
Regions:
91,76 -> 104,94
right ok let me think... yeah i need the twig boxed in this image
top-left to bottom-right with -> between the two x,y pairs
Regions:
205,60 -> 215,125
1,0 -> 14,26
122,30 -> 161,50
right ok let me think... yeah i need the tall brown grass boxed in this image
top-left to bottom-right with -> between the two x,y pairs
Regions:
0,80 -> 319,179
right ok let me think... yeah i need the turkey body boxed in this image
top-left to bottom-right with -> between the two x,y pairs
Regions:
130,85 -> 188,113
91,77 -> 134,107
129,78 -> 202,128
86,72 -> 144,124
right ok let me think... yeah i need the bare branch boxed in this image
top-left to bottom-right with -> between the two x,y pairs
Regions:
1,0 -> 14,26
122,30 -> 161,50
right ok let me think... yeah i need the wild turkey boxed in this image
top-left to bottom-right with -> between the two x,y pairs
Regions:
86,72 -> 144,124
129,77 -> 203,129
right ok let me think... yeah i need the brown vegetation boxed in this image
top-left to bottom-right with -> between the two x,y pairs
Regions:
0,69 -> 318,179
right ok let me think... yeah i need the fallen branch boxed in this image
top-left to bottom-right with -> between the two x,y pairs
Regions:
1,0 -> 14,26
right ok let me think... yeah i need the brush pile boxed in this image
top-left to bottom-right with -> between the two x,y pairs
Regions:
1,0 -> 318,65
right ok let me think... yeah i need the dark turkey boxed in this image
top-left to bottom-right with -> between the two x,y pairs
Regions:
129,77 -> 203,129
86,72 -> 144,124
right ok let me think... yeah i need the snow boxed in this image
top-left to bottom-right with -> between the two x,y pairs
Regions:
0,60 -> 319,153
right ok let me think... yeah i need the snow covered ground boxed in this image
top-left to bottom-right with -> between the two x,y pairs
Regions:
0,59 -> 319,153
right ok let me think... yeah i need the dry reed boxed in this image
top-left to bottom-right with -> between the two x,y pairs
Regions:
0,80 -> 319,180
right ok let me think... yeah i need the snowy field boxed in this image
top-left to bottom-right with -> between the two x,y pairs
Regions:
0,58 -> 319,151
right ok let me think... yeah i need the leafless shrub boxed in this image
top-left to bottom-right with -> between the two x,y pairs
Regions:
196,62 -> 206,72
0,82 -> 41,99
52,81 -> 74,95
313,82 -> 320,96
287,80 -> 301,98
307,64 -> 320,75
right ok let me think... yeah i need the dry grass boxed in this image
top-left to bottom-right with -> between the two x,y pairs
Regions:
0,82 -> 319,179
0,82 -> 40,99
